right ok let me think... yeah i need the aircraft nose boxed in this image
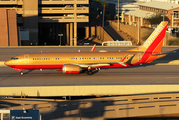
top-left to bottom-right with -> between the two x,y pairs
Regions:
4,60 -> 12,66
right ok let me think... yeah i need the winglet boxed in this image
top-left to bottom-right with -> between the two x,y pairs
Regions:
90,44 -> 96,52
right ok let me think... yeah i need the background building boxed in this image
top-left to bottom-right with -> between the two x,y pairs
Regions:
100,0 -> 139,15
0,9 -> 18,46
0,0 -> 89,46
122,1 -> 179,27
139,0 -> 179,4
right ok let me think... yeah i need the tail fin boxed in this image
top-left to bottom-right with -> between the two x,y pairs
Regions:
128,21 -> 168,54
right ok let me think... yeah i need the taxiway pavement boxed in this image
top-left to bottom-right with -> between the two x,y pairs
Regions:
1,65 -> 179,87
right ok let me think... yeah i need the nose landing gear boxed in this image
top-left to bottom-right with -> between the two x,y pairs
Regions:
13,68 -> 23,76
19,71 -> 23,76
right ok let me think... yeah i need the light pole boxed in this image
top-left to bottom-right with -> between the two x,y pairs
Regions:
132,20 -> 139,45
137,9 -> 140,45
117,0 -> 119,31
58,34 -> 63,46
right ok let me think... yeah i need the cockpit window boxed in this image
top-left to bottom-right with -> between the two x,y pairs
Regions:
11,57 -> 18,60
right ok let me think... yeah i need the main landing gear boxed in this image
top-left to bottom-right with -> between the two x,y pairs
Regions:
87,70 -> 93,75
87,67 -> 93,75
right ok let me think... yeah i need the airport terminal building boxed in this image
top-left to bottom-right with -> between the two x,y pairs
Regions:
0,0 -> 89,46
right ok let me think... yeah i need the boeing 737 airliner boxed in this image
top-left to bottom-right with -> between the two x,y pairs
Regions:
5,21 -> 168,75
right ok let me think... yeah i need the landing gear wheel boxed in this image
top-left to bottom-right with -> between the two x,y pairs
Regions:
20,71 -> 23,76
87,70 -> 93,75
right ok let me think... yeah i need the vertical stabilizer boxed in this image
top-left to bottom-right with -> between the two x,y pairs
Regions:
128,21 -> 168,54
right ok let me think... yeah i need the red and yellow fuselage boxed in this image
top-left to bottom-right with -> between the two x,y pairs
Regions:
4,21 -> 168,75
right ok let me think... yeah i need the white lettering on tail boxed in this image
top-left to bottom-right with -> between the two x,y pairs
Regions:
144,24 -> 165,48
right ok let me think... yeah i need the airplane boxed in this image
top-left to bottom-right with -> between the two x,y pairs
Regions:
5,21 -> 168,75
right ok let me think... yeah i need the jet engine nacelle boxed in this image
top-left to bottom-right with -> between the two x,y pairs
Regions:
62,64 -> 81,74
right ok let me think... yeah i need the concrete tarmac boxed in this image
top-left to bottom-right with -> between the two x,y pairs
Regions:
1,64 -> 179,87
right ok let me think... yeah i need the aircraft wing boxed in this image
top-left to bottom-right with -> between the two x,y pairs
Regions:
71,62 -> 127,68
79,63 -> 110,68
70,54 -> 133,68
